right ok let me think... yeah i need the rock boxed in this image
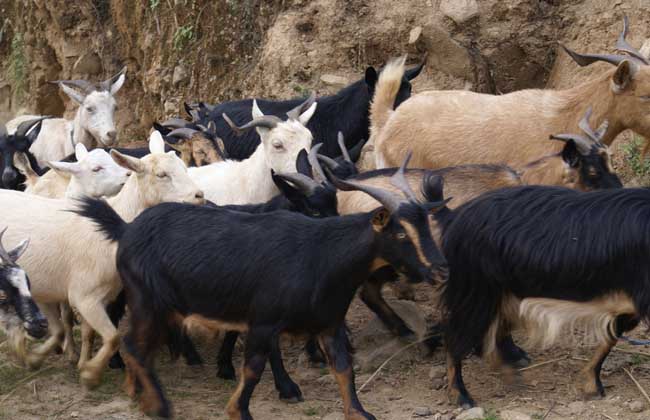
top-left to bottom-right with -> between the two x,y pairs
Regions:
422,24 -> 472,79
73,52 -> 102,75
500,410 -> 532,420
320,74 -> 348,87
629,400 -> 645,413
567,401 -> 587,415
440,0 -> 479,24
429,365 -> 446,380
409,26 -> 423,44
414,406 -> 432,417
456,407 -> 485,420
172,65 -> 190,87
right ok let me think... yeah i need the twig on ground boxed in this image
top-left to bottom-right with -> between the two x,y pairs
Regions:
0,366 -> 55,405
518,356 -> 568,372
614,347 -> 650,358
623,367 -> 650,407
541,401 -> 557,420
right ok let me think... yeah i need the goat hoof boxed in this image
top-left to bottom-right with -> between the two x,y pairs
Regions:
80,369 -> 102,389
422,335 -> 443,354
142,397 -> 171,419
457,395 -> 475,410
25,357 -> 44,371
108,353 -> 126,370
347,409 -> 376,420
278,382 -> 303,403
217,365 -> 237,381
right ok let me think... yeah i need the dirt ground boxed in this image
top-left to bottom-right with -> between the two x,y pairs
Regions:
0,284 -> 648,420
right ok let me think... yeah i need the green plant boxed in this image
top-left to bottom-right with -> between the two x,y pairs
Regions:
631,354 -> 650,366
8,32 -> 27,102
303,406 -> 320,416
622,135 -> 650,179
173,24 -> 194,50
481,410 -> 500,420
149,0 -> 160,11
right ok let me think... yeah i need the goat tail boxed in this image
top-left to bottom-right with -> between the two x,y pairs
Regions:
519,292 -> 637,349
369,56 -> 406,139
73,197 -> 127,242
12,152 -> 39,189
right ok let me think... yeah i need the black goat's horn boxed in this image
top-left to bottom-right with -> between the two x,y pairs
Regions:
337,132 -> 352,163
326,169 -> 403,214
222,113 -> 281,137
316,154 -> 340,171
15,116 -> 50,138
275,172 -> 320,195
390,151 -> 419,202
308,143 -> 327,183
286,92 -> 316,121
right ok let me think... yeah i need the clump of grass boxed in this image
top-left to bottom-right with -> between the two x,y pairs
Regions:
8,32 -> 27,102
173,24 -> 194,50
621,134 -> 650,183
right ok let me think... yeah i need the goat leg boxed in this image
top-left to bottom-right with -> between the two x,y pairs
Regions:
269,334 -> 303,403
318,326 -> 375,420
496,334 -> 530,368
107,291 -> 126,370
217,331 -> 239,380
446,353 -> 474,409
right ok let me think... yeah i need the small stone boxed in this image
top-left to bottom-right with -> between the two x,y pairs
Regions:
429,365 -> 446,380
320,74 -> 348,87
70,412 -> 79,418
414,406 -> 433,417
456,407 -> 485,420
568,401 -> 586,415
408,26 -> 423,44
500,410 -> 532,420
172,65 -> 190,87
630,400 -> 645,413
440,0 -> 479,24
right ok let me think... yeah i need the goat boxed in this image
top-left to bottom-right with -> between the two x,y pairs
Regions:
160,122 -> 227,167
374,17 -> 649,180
0,118 -> 49,190
0,227 -> 49,362
183,58 -> 424,160
440,185 -> 650,408
77,157 -> 448,419
0,131 -> 204,388
6,68 -> 126,167
14,143 -> 131,199
188,96 -> 317,204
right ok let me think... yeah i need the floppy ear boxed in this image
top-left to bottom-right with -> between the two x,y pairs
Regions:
421,173 -> 444,202
405,60 -> 426,80
110,73 -> 126,95
110,150 -> 145,173
152,122 -> 172,136
295,149 -> 312,177
48,160 -> 81,175
298,102 -> 317,126
75,143 -> 89,161
59,83 -> 86,105
612,60 -> 635,93
561,140 -> 581,168
365,67 -> 378,89
370,207 -> 390,232
149,131 -> 166,154
8,238 -> 29,262
26,121 -> 44,144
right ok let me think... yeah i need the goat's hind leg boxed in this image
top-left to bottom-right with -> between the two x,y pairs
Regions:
446,353 -> 474,409
217,331 -> 238,380
270,334 -> 303,403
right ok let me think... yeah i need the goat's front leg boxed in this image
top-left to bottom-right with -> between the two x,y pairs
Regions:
446,352 -> 474,409
269,334 -> 303,403
25,302 -> 64,369
77,319 -> 95,370
226,327 -> 272,420
318,326 -> 375,420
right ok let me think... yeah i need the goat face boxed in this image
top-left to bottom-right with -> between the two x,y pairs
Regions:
611,63 -> 650,139
0,234 -> 47,339
560,140 -> 622,191
48,144 -> 131,198
0,119 -> 45,189
110,131 -> 205,206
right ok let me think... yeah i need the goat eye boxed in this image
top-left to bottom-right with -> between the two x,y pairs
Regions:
86,106 -> 96,113
272,141 -> 283,150
397,232 -> 407,240
92,166 -> 102,172
157,172 -> 168,178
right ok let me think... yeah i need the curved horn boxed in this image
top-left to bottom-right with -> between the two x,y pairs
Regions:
559,43 -> 642,68
0,227 -> 13,263
316,154 -> 340,171
347,137 -> 367,162
549,134 -> 593,155
577,107 -> 599,142
15,116 -> 50,138
390,151 -> 418,202
222,113 -> 281,136
615,16 -> 650,65
53,79 -> 96,93
161,118 -> 192,129
168,128 -> 199,139
337,132 -> 352,163
286,92 -> 316,120
326,170 -> 403,213
594,120 -> 609,141
308,143 -> 328,183
206,121 -> 217,135
275,172 -> 320,195
100,66 -> 127,91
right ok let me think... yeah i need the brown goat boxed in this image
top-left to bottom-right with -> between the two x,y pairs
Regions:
374,17 -> 649,183
163,127 -> 226,167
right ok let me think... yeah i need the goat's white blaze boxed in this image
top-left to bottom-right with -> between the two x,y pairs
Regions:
8,268 -> 30,298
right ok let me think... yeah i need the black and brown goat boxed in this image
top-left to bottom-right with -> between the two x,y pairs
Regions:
0,118 -> 49,190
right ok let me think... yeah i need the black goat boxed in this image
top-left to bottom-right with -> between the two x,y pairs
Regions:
77,157 -> 448,419
188,60 -> 424,160
0,118 -> 49,190
441,186 -> 650,408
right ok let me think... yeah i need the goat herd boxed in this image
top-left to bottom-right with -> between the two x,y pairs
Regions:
0,17 -> 649,420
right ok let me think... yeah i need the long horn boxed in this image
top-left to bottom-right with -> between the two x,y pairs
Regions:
222,113 -> 281,136
0,227 -> 13,263
593,120 -> 609,141
15,116 -> 50,138
100,66 -> 127,91
167,128 -> 199,139
577,107 -> 599,141
326,170 -> 403,213
52,79 -> 96,93
390,151 -> 418,202
286,92 -> 316,120
275,172 -> 320,195
615,16 -> 650,65
161,118 -> 192,129
549,134 -> 593,155
347,137 -> 367,162
316,154 -> 340,171
559,43 -> 641,67
337,132 -> 352,163
308,144 -> 327,183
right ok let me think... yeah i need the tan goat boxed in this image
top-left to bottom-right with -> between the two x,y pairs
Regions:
374,17 -> 650,182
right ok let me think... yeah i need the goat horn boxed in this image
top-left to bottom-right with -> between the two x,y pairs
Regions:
222,113 -> 281,137
308,143 -> 327,183
559,43 -> 643,68
549,134 -> 593,155
337,132 -> 352,163
594,119 -> 609,141
286,91 -> 317,121
615,16 -> 650,65
347,137 -> 367,162
316,154 -> 340,171
161,118 -> 192,129
15,116 -> 50,138
167,128 -> 199,140
53,79 -> 97,93
326,169 -> 403,213
207,121 -> 217,135
275,172 -> 320,195
577,107 -> 599,141
390,151 -> 419,202
100,66 -> 127,91
0,227 -> 13,263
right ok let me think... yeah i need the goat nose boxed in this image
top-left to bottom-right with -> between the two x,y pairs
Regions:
126,171 -> 132,177
195,191 -> 204,199
107,131 -> 117,140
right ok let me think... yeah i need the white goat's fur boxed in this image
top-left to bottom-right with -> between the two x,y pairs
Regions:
6,73 -> 125,167
189,100 -> 316,204
0,131 -> 204,386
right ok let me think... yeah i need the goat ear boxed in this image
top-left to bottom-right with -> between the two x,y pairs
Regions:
26,121 -> 44,144
149,131 -> 166,154
296,149 -> 312,177
405,59 -> 426,81
370,207 -> 391,232
365,67 -> 378,89
561,140 -> 581,168
421,173 -> 444,202
48,160 -> 81,175
298,102 -> 317,126
612,60 -> 635,93
110,73 -> 126,95
59,83 -> 86,105
75,143 -> 89,161
110,150 -> 145,173
8,238 -> 29,262
252,99 -> 264,119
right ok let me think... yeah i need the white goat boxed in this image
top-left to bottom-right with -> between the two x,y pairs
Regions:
6,68 -> 126,167
0,131 -> 204,388
14,143 -> 131,199
189,97 -> 317,204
